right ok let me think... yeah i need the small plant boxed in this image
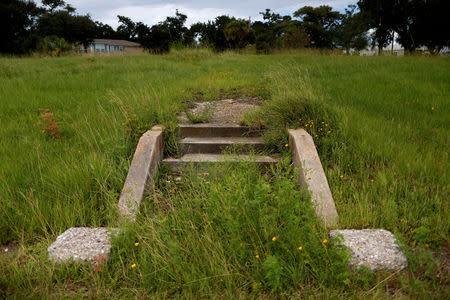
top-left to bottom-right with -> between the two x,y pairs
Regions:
37,108 -> 61,138
185,102 -> 214,123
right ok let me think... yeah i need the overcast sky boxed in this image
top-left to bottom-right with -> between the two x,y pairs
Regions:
47,0 -> 356,28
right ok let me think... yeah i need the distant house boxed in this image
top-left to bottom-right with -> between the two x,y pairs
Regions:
84,39 -> 144,55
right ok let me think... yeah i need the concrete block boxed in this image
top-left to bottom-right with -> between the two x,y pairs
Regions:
288,129 -> 338,227
118,125 -> 164,220
331,229 -> 408,271
48,227 -> 117,263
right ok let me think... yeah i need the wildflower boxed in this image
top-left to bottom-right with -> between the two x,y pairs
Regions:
274,196 -> 278,199
431,107 -> 435,110
255,254 -> 259,259
134,182 -> 138,185
170,188 -> 176,194
272,236 -> 277,242
122,187 -> 126,191
312,225 -> 316,228
327,131 -> 331,134
357,247 -> 361,250
78,150 -> 81,154
134,242 -> 139,247
285,143 -> 289,147
370,179 -> 374,182
425,243 -> 430,248
340,175 -> 344,179
322,239 -> 328,244
325,124 -> 328,126
298,246 -> 303,251
131,264 -> 136,268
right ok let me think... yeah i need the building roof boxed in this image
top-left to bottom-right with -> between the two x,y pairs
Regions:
92,39 -> 141,47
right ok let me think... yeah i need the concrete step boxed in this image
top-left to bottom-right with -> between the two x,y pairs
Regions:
161,153 -> 278,172
180,124 -> 262,138
180,136 -> 265,154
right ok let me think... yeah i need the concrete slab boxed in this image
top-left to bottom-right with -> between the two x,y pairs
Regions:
179,124 -> 262,138
331,229 -> 408,271
288,129 -> 338,227
48,227 -> 117,263
180,136 -> 264,154
118,125 -> 164,220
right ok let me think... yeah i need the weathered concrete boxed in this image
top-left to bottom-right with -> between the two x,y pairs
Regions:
288,129 -> 338,227
180,136 -> 265,154
48,227 -> 117,263
162,153 -> 278,172
330,229 -> 408,271
180,124 -> 261,138
118,125 -> 164,220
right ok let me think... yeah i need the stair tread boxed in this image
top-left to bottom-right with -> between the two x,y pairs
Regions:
180,136 -> 263,144
163,153 -> 278,163
179,124 -> 251,128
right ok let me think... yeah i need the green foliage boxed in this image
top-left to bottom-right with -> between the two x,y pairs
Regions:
184,102 -> 214,124
294,5 -> 342,48
224,19 -> 250,49
38,35 -> 72,56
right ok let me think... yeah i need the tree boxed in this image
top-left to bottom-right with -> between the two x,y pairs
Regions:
224,19 -> 250,49
36,8 -> 97,48
338,5 -> 368,53
163,10 -> 188,43
116,15 -> 137,40
0,0 -> 41,54
95,21 -> 117,39
41,0 -> 66,12
395,0 -> 449,54
294,6 -> 342,49
357,0 -> 400,54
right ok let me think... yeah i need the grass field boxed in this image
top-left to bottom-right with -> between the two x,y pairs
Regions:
0,50 -> 449,298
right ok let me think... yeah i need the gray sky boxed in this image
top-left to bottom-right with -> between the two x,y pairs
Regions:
49,0 -> 356,28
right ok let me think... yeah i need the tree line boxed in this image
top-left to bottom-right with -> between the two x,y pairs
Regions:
1,0 -> 448,55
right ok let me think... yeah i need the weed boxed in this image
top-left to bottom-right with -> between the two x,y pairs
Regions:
37,108 -> 61,138
185,102 -> 214,123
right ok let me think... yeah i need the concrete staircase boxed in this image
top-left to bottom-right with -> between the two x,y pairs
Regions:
161,124 -> 279,171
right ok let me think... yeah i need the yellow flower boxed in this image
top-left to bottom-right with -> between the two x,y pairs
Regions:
357,247 -> 361,250
339,175 -> 344,179
134,182 -> 138,185
274,196 -> 278,199
170,188 -> 176,194
298,246 -> 303,251
272,236 -> 277,242
322,239 -> 328,244
431,107 -> 435,110
255,254 -> 259,259
131,264 -> 136,268
285,144 -> 289,147
122,187 -> 126,191
134,242 -> 139,247
425,243 -> 430,248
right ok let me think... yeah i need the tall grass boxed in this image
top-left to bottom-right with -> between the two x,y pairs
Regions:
0,51 -> 448,297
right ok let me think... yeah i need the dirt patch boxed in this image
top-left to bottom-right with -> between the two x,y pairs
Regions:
179,97 -> 261,125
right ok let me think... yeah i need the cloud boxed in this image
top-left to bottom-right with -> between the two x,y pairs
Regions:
46,0 -> 356,28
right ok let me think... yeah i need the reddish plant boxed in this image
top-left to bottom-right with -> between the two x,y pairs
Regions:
37,108 -> 61,138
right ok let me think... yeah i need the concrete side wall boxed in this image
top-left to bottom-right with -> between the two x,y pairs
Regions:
288,129 -> 338,227
118,126 -> 164,220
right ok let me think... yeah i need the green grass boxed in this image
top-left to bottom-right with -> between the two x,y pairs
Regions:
0,51 -> 448,298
